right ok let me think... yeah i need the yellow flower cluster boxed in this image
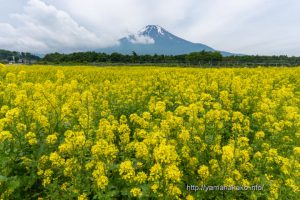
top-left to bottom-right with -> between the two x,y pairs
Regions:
92,162 -> 109,189
222,145 -> 235,163
119,160 -> 136,183
198,165 -> 210,180
0,130 -> 13,142
0,65 -> 299,199
25,131 -> 38,145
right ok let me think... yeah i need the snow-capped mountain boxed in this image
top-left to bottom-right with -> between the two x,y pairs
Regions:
97,25 -> 233,56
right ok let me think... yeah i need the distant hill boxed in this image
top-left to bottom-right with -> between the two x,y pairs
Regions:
96,25 -> 235,56
0,49 -> 40,64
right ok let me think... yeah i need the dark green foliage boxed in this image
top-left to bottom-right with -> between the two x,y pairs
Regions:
41,51 -> 223,65
0,49 -> 40,64
40,51 -> 300,66
2,48 -> 300,66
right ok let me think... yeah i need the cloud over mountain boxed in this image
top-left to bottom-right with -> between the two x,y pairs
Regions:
128,35 -> 155,45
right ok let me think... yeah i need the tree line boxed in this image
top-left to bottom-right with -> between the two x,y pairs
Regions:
1,49 -> 300,66
41,51 -> 223,65
40,51 -> 300,66
0,49 -> 40,64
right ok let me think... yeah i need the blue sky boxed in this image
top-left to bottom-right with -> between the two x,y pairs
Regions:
0,0 -> 299,55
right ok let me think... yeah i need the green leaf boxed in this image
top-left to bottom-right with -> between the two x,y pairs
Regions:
0,175 -> 8,181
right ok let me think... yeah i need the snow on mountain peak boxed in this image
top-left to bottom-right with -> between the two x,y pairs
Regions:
139,25 -> 166,36
128,25 -> 179,45
157,26 -> 164,35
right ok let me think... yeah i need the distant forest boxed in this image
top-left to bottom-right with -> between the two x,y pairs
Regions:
40,51 -> 300,66
1,49 -> 300,66
0,49 -> 40,64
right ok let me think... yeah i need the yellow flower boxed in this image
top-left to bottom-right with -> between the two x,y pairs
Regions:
119,160 -> 135,181
241,179 -> 250,187
78,193 -> 88,200
46,134 -> 58,145
241,162 -> 253,172
37,169 -> 44,176
253,151 -> 262,160
64,158 -> 81,177
142,112 -> 151,120
136,162 -> 143,168
119,115 -> 128,124
130,188 -> 142,197
91,139 -> 118,161
224,177 -> 235,186
16,123 -> 27,132
268,148 -> 278,157
255,131 -> 265,139
5,72 -> 16,82
262,143 -> 270,151
56,70 -> 65,80
155,101 -> 166,114
97,119 -> 115,142
43,177 -> 51,187
39,155 -> 49,166
92,162 -> 105,177
134,172 -> 147,184
237,150 -> 250,162
5,108 -> 20,122
42,169 -> 53,187
237,137 -> 249,147
168,184 -> 181,197
209,159 -> 219,173
285,179 -> 298,192
0,105 -> 9,115
186,195 -> 195,200
181,146 -> 190,159
232,169 -> 241,181
178,129 -> 190,142
293,147 -> 300,156
95,175 -> 109,190
25,132 -> 37,145
198,165 -> 210,180
118,124 -> 131,144
149,163 -> 162,181
151,184 -> 159,193
135,142 -> 149,159
222,145 -> 234,163
49,152 -> 65,167
232,111 -> 244,122
165,164 -> 182,182
153,143 -> 179,164
0,131 -> 13,142
188,157 -> 199,169
60,182 -> 69,191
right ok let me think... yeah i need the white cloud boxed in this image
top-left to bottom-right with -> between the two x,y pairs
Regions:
0,0 -> 114,53
177,0 -> 300,55
45,0 -> 198,41
1,0 -> 300,55
128,35 -> 155,45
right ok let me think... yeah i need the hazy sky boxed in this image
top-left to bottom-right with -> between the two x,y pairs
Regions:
0,0 -> 299,55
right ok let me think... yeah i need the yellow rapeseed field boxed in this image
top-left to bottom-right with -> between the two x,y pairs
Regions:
0,65 -> 299,199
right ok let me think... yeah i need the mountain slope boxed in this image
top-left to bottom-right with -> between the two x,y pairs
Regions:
97,25 -> 233,56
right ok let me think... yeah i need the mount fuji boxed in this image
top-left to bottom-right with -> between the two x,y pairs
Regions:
97,25 -> 234,56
